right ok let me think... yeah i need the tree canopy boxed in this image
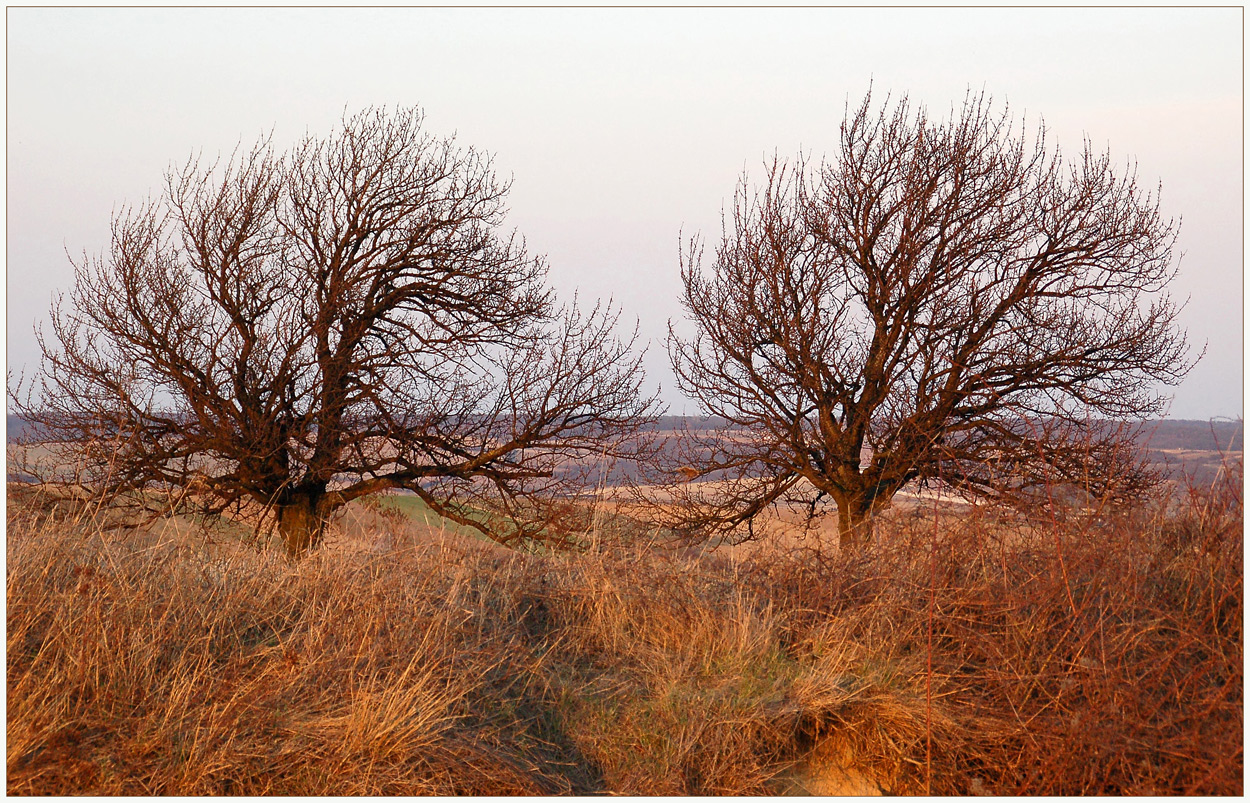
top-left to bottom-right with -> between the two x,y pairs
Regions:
18,107 -> 659,555
656,91 -> 1193,548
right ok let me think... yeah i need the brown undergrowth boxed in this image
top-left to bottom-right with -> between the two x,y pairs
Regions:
6,461 -> 1242,795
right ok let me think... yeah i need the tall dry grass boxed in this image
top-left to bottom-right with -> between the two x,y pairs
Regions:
7,458 -> 1243,795
6,502 -> 854,795
744,456 -> 1243,794
6,510 -> 563,794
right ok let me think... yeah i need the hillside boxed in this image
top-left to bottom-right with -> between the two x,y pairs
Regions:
6,463 -> 1242,795
9,414 -> 1241,450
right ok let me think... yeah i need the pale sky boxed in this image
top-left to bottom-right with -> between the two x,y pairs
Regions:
6,7 -> 1243,419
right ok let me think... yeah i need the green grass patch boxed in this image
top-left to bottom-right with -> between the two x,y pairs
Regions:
371,493 -> 495,541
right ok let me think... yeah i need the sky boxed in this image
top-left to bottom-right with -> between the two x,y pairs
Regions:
6,6 -> 1243,420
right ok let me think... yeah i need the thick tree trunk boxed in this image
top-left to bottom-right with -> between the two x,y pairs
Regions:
277,493 -> 329,558
835,494 -> 875,552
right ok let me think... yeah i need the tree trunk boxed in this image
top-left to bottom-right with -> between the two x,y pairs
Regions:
835,494 -> 875,552
277,493 -> 329,558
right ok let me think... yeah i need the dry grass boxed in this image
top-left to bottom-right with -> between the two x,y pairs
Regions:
6,514 -> 549,794
743,457 -> 1244,794
7,458 -> 1242,795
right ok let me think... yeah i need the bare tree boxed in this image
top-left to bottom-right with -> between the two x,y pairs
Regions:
16,107 -> 660,556
657,91 -> 1194,550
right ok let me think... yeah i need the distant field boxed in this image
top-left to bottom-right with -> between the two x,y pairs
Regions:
574,418 -> 1244,490
8,415 -> 1240,491
9,414 -> 1240,447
